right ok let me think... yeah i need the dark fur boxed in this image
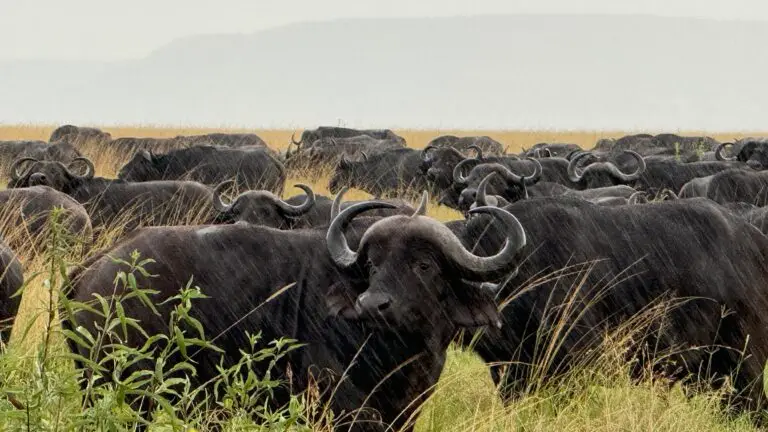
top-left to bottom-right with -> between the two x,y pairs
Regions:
328,149 -> 428,197
9,160 -> 214,233
455,196 -> 768,408
118,146 -> 286,193
68,215 -> 505,431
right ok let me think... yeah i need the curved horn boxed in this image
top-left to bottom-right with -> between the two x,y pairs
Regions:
68,157 -> 95,179
212,180 -> 236,212
326,201 -> 400,267
452,157 -> 481,186
360,151 -> 368,162
9,157 -> 39,181
338,153 -> 350,168
600,151 -> 645,182
570,151 -> 645,183
443,206 -> 526,280
715,143 -> 736,161
421,145 -> 437,161
475,173 -> 500,207
411,191 -> 428,217
277,184 -> 316,217
291,131 -> 302,146
467,144 -> 484,160
567,151 -> 593,182
499,158 -> 542,186
540,148 -> 552,158
627,191 -> 648,205
330,186 -> 350,219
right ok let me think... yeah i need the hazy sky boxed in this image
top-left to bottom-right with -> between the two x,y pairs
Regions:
1,0 -> 765,61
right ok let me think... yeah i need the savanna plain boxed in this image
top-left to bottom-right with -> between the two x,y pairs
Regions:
0,125 -> 765,431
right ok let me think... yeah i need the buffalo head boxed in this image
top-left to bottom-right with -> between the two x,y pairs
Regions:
716,139 -> 768,170
328,155 -> 362,194
455,159 -> 542,211
212,180 -> 316,227
420,145 -> 469,189
117,150 -> 163,182
567,150 -> 645,188
48,125 -> 112,150
326,192 -> 526,330
8,157 -> 95,192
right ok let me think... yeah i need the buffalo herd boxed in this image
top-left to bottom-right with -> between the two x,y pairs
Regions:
2,125 -> 768,429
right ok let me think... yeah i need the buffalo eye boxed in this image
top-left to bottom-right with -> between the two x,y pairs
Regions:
414,261 -> 431,273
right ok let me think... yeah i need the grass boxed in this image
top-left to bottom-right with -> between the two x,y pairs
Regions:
0,124 -> 764,431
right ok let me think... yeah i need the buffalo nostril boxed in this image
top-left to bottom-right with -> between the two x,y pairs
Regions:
377,299 -> 391,312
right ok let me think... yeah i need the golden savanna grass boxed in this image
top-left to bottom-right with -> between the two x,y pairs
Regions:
0,124 -> 764,431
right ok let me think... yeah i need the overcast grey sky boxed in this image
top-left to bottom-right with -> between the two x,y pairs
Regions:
1,0 -> 765,60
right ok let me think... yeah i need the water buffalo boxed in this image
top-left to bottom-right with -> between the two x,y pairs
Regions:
420,146 -> 522,207
48,124 -> 113,150
9,158 -> 215,233
631,159 -> 746,193
521,143 -> 582,159
425,135 -> 505,156
177,132 -> 270,149
291,127 -> 406,149
328,148 -> 427,197
457,167 -> 636,212
117,146 -> 286,193
211,182 -> 415,228
288,135 -> 405,167
456,196 -> 768,410
716,137 -> 768,170
566,151 -> 647,189
596,133 -> 718,158
0,185 -> 92,250
0,240 -> 24,343
679,168 -> 768,206
0,141 -> 82,176
67,196 -> 526,431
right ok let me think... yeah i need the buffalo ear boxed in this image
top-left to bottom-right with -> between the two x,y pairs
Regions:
449,285 -> 502,329
325,282 -> 360,319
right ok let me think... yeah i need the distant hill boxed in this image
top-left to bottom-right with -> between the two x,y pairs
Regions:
1,14 -> 766,130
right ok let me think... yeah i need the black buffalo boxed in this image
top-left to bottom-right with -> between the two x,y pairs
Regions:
566,151 -> 647,189
288,135 -> 405,167
425,135 -> 505,156
0,239 -> 24,343
0,141 -> 82,175
67,196 -> 525,431
634,159 -> 746,193
212,182 -> 415,228
48,124 -> 113,150
716,137 -> 768,170
177,132 -> 270,149
456,196 -> 768,409
457,167 -> 636,212
679,168 -> 768,206
117,146 -> 286,193
328,149 -> 427,197
0,184 -> 92,250
291,127 -> 406,149
9,158 -> 215,233
596,133 -> 718,160
521,143 -> 582,159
